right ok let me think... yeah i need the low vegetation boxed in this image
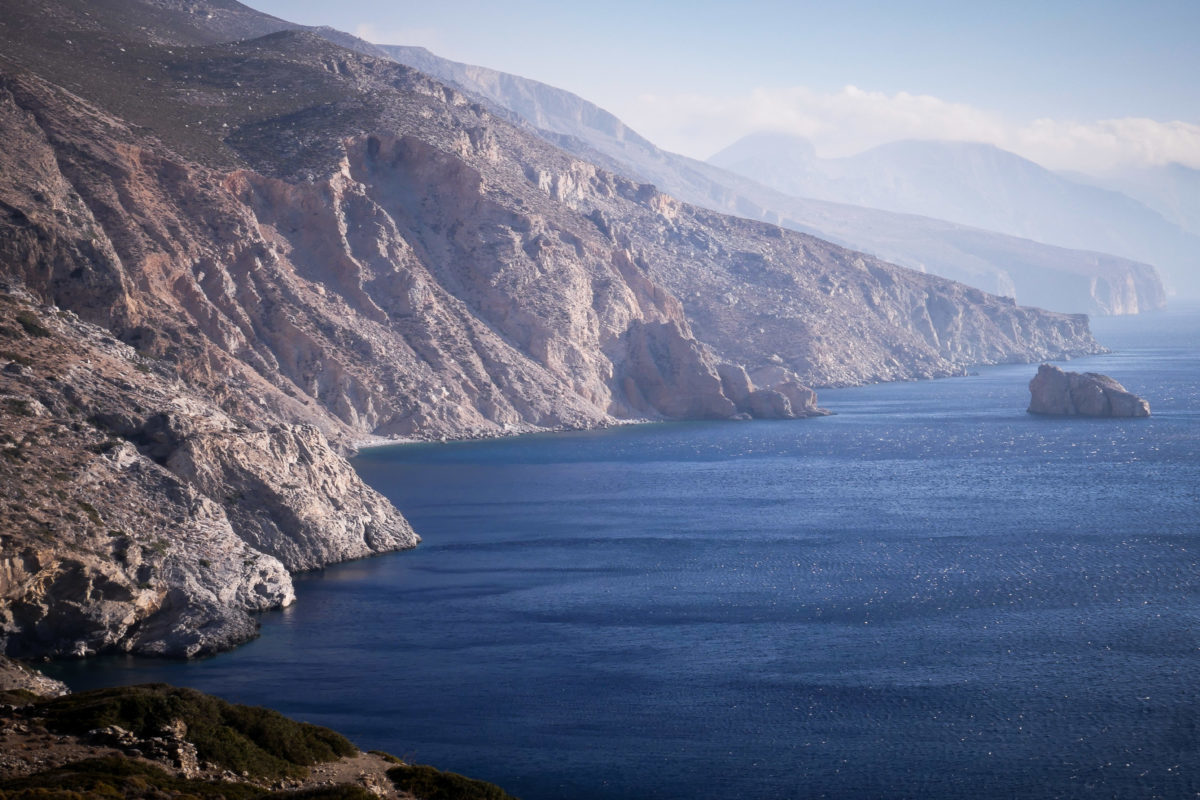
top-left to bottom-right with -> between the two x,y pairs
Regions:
14,311 -> 51,339
0,689 -> 40,706
0,757 -> 377,800
37,685 -> 357,781
386,763 -> 520,800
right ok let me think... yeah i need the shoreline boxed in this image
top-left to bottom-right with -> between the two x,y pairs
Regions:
347,415 -> 658,454
345,346 -> 1114,455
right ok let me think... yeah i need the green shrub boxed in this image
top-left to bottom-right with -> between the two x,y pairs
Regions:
386,764 -> 519,800
0,688 -> 40,706
14,312 -> 51,338
77,501 -> 101,526
37,685 -> 357,781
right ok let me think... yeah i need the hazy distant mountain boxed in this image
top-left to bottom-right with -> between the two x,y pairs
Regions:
1067,163 -> 1200,237
380,46 -> 1165,315
711,134 -> 1198,297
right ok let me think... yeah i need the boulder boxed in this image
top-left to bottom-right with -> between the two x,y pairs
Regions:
1027,364 -> 1150,417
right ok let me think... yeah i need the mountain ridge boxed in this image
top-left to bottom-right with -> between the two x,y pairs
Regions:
711,133 -> 1197,297
1067,162 -> 1200,238
378,45 -> 1167,316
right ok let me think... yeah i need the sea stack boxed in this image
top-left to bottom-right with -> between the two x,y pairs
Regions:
1027,364 -> 1150,417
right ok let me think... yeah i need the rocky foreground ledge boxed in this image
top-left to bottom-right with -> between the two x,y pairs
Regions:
1028,364 -> 1150,418
0,656 -> 514,799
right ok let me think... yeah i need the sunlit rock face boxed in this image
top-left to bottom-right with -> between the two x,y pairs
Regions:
0,292 -> 416,658
1027,364 -> 1150,418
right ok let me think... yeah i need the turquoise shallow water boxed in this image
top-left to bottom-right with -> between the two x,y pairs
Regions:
49,307 -> 1200,799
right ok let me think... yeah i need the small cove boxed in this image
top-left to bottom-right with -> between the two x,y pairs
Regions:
48,307 -> 1200,799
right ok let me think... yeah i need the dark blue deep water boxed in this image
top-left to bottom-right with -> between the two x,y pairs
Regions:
50,308 -> 1200,800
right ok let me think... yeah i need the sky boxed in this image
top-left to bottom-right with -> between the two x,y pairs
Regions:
244,0 -> 1200,173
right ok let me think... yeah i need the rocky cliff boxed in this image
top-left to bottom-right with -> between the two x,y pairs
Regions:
0,0 -> 1104,657
0,654 -> 69,698
0,289 -> 416,658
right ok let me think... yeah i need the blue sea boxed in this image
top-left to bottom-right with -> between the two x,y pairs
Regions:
49,307 -> 1200,800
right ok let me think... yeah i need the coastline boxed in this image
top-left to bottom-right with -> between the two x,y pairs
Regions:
30,307 -> 1197,799
347,415 -> 659,454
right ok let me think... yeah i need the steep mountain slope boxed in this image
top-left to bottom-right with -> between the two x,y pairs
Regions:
712,135 -> 1198,298
380,46 -> 1166,316
0,0 -> 1101,657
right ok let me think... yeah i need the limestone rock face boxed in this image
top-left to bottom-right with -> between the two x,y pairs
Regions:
165,422 -> 416,571
1027,364 -> 1150,417
0,292 -> 412,658
0,7 -> 1099,441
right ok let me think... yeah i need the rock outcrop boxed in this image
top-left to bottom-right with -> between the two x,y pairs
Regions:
0,291 -> 416,658
0,654 -> 69,698
1027,364 -> 1150,417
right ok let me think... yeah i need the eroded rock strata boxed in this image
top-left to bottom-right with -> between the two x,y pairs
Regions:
0,291 -> 415,658
1027,364 -> 1150,418
0,0 -> 1104,657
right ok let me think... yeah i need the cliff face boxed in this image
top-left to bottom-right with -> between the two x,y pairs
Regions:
0,290 -> 415,658
0,6 -> 1103,431
0,654 -> 69,697
0,0 -> 1104,657
0,60 -> 826,444
520,167 -> 1102,387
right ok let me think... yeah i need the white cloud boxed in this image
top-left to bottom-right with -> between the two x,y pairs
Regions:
622,86 -> 1200,174
1008,117 -> 1200,173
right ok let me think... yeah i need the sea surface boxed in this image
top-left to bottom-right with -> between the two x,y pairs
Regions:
49,307 -> 1200,800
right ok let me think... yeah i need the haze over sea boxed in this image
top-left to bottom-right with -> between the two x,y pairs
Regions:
51,307 -> 1200,800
